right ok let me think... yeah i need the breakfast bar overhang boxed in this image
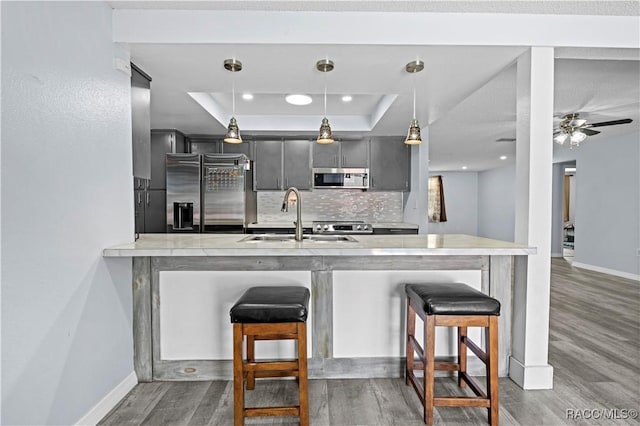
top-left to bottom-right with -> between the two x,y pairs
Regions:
103,233 -> 539,389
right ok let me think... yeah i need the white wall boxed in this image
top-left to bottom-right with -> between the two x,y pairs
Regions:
427,172 -> 478,235
477,165 -> 516,242
1,2 -> 135,425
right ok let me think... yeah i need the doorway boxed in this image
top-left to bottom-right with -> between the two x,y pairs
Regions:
563,163 -> 576,262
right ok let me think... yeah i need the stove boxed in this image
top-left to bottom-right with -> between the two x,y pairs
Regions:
312,220 -> 373,234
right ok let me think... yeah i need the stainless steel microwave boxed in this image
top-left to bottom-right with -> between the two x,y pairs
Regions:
312,168 -> 369,189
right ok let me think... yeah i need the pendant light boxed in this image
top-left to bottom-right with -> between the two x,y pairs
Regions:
223,58 -> 243,144
316,59 -> 334,144
404,60 -> 424,145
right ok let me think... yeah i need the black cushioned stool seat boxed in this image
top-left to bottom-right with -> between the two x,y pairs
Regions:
230,286 -> 310,323
404,282 -> 500,426
405,283 -> 501,316
230,286 -> 310,426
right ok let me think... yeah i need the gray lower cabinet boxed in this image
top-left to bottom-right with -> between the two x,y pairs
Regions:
144,189 -> 166,232
312,139 -> 368,168
254,139 -> 311,190
150,129 -> 185,190
369,136 -> 411,191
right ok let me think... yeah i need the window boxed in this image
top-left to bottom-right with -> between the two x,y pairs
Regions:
428,175 -> 447,222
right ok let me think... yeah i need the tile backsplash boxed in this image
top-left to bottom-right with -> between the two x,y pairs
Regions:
258,189 -> 403,223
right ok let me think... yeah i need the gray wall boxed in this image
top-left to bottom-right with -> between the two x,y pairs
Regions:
428,172 -> 478,235
1,2 -> 134,424
477,165 -> 516,242
570,132 -> 640,276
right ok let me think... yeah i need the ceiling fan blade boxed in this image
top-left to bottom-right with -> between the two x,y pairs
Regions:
588,118 -> 633,128
580,128 -> 600,136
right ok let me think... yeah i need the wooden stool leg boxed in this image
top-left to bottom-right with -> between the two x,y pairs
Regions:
297,322 -> 309,426
406,298 -> 416,385
486,316 -> 499,426
246,335 -> 255,390
424,315 -> 435,425
233,324 -> 244,426
458,326 -> 468,388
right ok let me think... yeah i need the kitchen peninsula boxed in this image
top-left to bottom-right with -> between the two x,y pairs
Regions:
103,233 -> 535,386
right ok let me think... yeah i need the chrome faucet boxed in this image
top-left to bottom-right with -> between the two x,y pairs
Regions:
281,187 -> 303,241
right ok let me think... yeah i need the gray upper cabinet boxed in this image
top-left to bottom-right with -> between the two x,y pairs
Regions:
254,140 -> 283,190
312,142 -> 341,168
283,140 -> 312,190
369,137 -> 411,191
150,129 -> 185,190
187,136 -> 221,154
222,139 -> 253,160
339,139 -> 368,168
131,64 -> 151,179
312,139 -> 368,168
254,139 -> 311,190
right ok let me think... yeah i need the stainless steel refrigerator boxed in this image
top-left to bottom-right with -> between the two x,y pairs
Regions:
166,153 -> 257,233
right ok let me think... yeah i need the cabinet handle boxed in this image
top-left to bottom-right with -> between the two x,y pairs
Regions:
137,193 -> 142,204
146,193 -> 150,205
334,155 -> 338,167
343,155 -> 346,166
276,177 -> 279,189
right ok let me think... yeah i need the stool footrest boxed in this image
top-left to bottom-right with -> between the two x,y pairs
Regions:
252,370 -> 299,379
434,397 -> 491,408
245,406 -> 300,417
461,335 -> 486,363
459,372 -> 487,399
245,360 -> 298,372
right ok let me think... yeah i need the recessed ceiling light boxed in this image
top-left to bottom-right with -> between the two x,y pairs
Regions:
461,166 -> 468,170
285,94 -> 312,106
500,155 -> 507,160
341,95 -> 353,102
242,93 -> 254,100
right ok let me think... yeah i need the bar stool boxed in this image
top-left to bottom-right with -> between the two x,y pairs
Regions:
404,283 -> 501,426
230,286 -> 310,426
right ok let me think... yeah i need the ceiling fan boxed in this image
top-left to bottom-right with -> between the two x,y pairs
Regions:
553,113 -> 633,147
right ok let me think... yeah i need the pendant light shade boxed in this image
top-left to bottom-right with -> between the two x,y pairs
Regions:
224,117 -> 242,144
316,59 -> 334,144
405,118 -> 422,145
404,59 -> 424,145
223,58 -> 243,144
317,118 -> 334,144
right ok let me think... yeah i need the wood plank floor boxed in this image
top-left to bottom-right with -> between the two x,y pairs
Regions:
99,259 -> 640,425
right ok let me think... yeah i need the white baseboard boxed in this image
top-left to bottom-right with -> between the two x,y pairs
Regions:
571,261 -> 640,282
551,252 -> 563,258
75,371 -> 138,426
509,357 -> 554,389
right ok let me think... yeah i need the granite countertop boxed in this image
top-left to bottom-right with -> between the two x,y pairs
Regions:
246,222 -> 419,229
103,233 -> 535,257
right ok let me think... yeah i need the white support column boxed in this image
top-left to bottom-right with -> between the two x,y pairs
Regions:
511,47 -> 555,389
403,127 -> 430,233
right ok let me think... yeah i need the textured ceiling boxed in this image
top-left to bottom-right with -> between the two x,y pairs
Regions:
110,3 -> 640,171
107,1 -> 640,15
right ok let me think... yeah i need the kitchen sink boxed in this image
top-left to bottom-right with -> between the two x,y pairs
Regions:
239,234 -> 358,243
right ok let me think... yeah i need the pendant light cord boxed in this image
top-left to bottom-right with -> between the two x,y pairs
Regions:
232,78 -> 236,116
412,72 -> 416,120
323,70 -> 328,118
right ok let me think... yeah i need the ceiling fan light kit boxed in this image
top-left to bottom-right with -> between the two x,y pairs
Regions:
405,59 -> 424,145
553,113 -> 632,148
223,58 -> 243,144
316,59 -> 335,144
